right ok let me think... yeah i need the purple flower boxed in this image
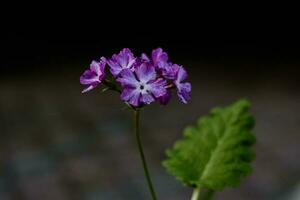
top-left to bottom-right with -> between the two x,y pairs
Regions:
148,48 -> 179,80
133,53 -> 151,68
80,57 -> 106,93
117,63 -> 167,106
152,48 -> 168,66
159,62 -> 180,80
139,48 -> 168,67
80,47 -> 191,106
107,48 -> 136,77
174,66 -> 191,104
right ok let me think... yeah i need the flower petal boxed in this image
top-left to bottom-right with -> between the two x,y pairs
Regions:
120,88 -> 135,100
80,70 -> 99,85
159,90 -> 172,105
176,66 -> 188,83
120,87 -> 141,106
120,48 -> 135,67
82,83 -> 98,93
107,48 -> 136,77
107,55 -> 122,76
160,63 -> 180,80
135,63 -> 156,83
80,58 -> 106,93
117,69 -> 139,87
177,82 -> 191,103
141,53 -> 150,62
152,48 -> 168,66
140,93 -> 155,105
128,91 -> 140,106
99,57 -> 107,72
90,61 -> 101,75
148,78 -> 167,98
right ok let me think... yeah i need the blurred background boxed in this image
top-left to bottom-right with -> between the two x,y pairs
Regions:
1,9 -> 300,200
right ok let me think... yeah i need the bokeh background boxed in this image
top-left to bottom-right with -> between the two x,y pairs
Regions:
1,13 -> 300,200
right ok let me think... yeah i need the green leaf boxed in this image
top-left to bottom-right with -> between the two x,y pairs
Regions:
163,99 -> 256,191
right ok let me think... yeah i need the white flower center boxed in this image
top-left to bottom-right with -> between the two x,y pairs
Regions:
138,82 -> 149,94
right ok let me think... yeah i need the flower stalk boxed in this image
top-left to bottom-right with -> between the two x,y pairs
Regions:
134,110 -> 157,200
191,188 -> 201,200
102,79 -> 121,93
191,188 -> 215,200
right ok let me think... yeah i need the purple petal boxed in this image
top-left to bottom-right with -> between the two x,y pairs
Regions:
140,93 -> 155,105
107,48 -> 136,77
141,53 -> 150,62
90,61 -> 101,75
177,91 -> 190,104
82,83 -> 98,93
134,54 -> 151,68
90,58 -> 106,77
117,69 -> 139,87
118,48 -> 134,68
80,59 -> 106,93
99,57 -> 107,71
159,90 -> 172,105
160,63 -> 180,80
176,66 -> 188,83
157,61 -> 169,70
107,56 -> 120,76
120,87 -> 141,106
128,92 -> 140,106
120,88 -> 136,100
122,48 -> 136,67
80,70 -> 99,85
177,82 -> 191,104
152,48 -> 168,66
148,78 -> 167,98
135,63 -> 156,83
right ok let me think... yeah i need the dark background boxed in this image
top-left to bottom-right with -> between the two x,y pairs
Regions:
1,9 -> 300,200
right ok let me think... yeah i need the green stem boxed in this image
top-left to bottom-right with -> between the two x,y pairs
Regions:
102,79 -> 121,93
134,110 -> 157,200
191,188 -> 201,200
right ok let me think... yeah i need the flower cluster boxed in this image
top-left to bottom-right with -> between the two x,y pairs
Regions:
80,48 -> 191,107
